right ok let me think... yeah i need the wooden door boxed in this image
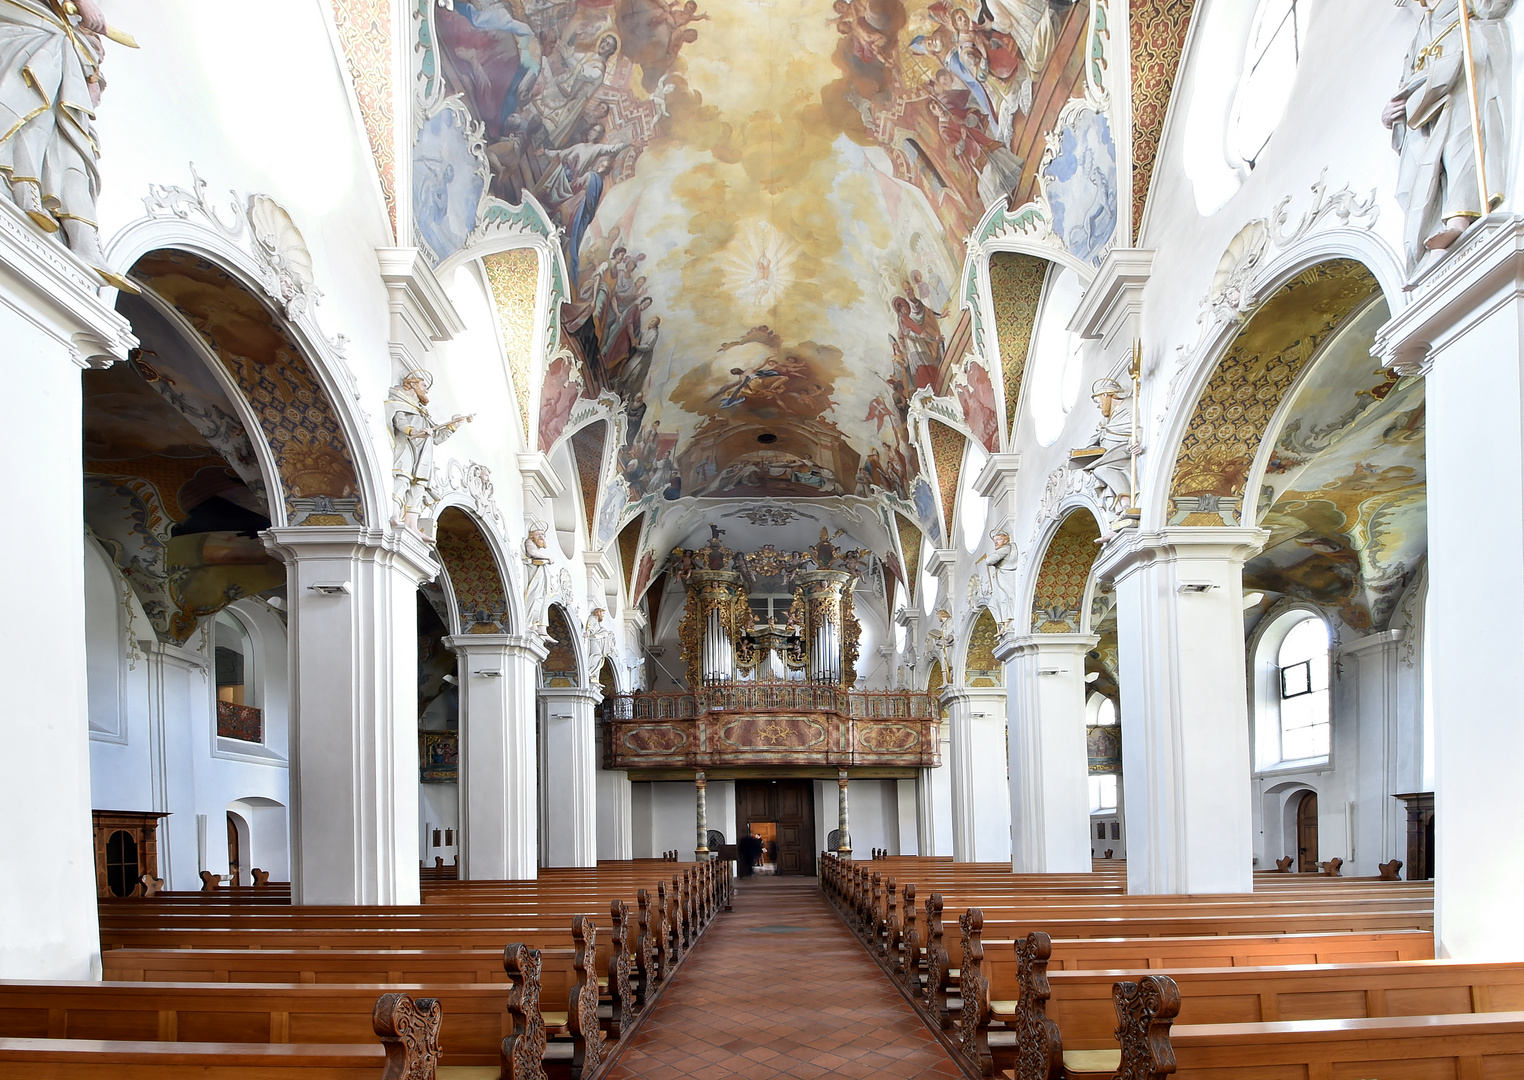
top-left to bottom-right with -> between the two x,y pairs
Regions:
1296,792 -> 1319,873
735,779 -> 816,875
227,814 -> 241,887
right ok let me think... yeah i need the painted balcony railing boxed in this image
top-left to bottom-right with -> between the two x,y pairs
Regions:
603,689 -> 942,770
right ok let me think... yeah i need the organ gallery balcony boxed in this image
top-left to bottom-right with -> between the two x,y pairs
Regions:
602,686 -> 942,770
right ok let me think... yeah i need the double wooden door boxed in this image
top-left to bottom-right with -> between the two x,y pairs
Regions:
736,780 -> 816,876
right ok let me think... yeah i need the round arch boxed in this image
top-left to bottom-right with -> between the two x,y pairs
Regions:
104,212 -> 386,530
433,502 -> 521,637
1022,505 -> 1105,636
541,602 -> 588,690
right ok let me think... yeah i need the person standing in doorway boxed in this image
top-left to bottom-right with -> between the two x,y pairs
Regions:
738,825 -> 763,879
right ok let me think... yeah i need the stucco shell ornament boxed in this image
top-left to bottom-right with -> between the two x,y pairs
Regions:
247,194 -> 317,316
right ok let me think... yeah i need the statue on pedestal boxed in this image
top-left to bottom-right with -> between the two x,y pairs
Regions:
585,606 -> 617,675
522,523 -> 553,635
387,370 -> 472,532
0,0 -> 138,290
1070,377 -> 1136,530
1384,0 -> 1514,268
976,530 -> 1018,629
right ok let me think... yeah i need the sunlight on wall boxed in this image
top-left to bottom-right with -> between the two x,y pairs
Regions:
1028,268 -> 1085,447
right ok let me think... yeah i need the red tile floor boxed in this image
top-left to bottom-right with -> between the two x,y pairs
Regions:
603,876 -> 965,1079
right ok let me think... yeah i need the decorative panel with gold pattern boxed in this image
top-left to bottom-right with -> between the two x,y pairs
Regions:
543,604 -> 579,686
132,250 -> 364,526
1129,0 -> 1195,243
570,421 -> 607,539
927,420 -> 967,542
1031,510 -> 1102,633
964,608 -> 1002,686
1168,261 -> 1380,525
895,513 -> 923,602
483,248 -> 540,444
328,0 -> 395,234
435,507 -> 509,633
988,252 -> 1048,439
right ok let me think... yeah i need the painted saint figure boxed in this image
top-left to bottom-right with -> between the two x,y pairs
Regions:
387,370 -> 474,531
0,0 -> 136,290
1384,0 -> 1514,268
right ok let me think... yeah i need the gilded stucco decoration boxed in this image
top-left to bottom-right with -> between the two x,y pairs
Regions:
1168,260 -> 1380,526
434,507 -> 509,633
1031,509 -> 1101,633
964,608 -> 1002,686
570,421 -> 608,540
988,252 -> 1048,438
617,514 -> 644,597
927,420 -> 967,540
1246,299 -> 1426,632
482,248 -> 540,444
895,513 -> 923,602
327,0 -> 396,233
543,604 -> 580,686
1128,0 -> 1194,243
132,250 -> 365,526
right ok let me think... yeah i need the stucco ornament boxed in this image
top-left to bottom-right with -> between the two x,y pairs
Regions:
0,0 -> 136,290
522,522 -> 553,636
386,369 -> 473,533
1385,0 -> 1514,269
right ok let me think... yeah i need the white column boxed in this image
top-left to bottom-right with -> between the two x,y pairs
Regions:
140,640 -> 209,890
0,207 -> 134,979
943,688 -> 1012,862
596,766 -> 633,861
895,778 -> 919,854
997,633 -> 1097,873
447,634 -> 546,880
540,686 -> 599,868
264,528 -> 439,905
1095,528 -> 1266,895
1336,629 -> 1406,877
1374,218 -> 1524,959
917,725 -> 954,855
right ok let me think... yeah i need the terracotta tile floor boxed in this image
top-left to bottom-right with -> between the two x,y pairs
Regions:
604,877 -> 964,1080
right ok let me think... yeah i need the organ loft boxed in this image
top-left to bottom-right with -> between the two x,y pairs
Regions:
0,0 -> 1517,1077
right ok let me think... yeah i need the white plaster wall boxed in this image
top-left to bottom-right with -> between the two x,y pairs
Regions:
419,783 -> 460,867
638,781 -> 704,859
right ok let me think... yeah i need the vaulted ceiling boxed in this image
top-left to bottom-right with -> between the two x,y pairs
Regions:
418,0 -> 1102,515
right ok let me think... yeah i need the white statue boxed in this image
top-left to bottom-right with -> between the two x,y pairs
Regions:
522,523 -> 553,634
1073,377 -> 1136,525
1384,0 -> 1513,268
584,606 -> 618,675
928,607 -> 955,676
976,530 -> 1019,629
0,0 -> 136,290
387,370 -> 473,531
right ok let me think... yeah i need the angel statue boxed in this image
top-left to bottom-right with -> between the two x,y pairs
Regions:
0,0 -> 138,290
387,370 -> 473,532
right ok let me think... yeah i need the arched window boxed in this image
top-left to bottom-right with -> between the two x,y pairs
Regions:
1028,266 -> 1086,447
214,611 -> 263,744
1088,774 -> 1117,814
1269,613 -> 1330,765
1226,0 -> 1305,170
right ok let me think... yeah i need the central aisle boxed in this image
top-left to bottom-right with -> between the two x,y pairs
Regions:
605,876 -> 964,1079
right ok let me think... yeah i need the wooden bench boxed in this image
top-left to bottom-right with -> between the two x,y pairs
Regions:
1103,975 -> 1524,1080
0,991 -> 439,1080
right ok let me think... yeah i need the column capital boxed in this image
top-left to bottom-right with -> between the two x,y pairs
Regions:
0,198 -> 136,369
973,452 -> 1023,498
262,524 -> 441,585
1374,214 -> 1524,377
377,246 -> 464,370
939,685 -> 1008,711
1334,627 -> 1403,658
993,632 -> 1099,664
1071,247 -> 1153,351
517,452 -> 565,501
1093,526 -> 1269,585
539,684 -> 602,707
443,633 -> 550,664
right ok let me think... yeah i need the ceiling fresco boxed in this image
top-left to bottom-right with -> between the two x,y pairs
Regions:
84,299 -> 286,645
417,0 -> 1100,517
1246,301 -> 1426,633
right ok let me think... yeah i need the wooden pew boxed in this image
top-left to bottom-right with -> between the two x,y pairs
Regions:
1104,975 -> 1524,1080
0,991 -> 439,1080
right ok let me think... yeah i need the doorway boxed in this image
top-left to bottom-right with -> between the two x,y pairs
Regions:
736,779 -> 816,876
1296,791 -> 1319,873
227,813 -> 242,886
